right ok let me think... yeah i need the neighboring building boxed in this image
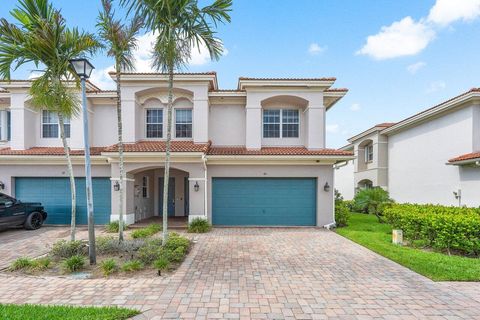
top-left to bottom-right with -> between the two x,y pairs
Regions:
336,88 -> 480,207
0,73 -> 353,227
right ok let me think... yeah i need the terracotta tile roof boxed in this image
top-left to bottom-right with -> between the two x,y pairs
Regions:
448,152 -> 480,163
239,77 -> 336,81
103,141 -> 210,153
0,147 -> 104,156
207,146 -> 353,156
110,71 -> 217,76
324,88 -> 348,92
375,122 -> 396,128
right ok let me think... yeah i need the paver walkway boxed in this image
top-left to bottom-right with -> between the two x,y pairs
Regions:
0,228 -> 480,319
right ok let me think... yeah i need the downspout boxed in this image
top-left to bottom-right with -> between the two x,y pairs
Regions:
202,154 -> 208,219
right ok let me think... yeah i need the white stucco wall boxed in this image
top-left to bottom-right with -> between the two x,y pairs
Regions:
92,104 -> 117,147
334,160 -> 355,200
209,104 -> 246,146
388,106 -> 477,206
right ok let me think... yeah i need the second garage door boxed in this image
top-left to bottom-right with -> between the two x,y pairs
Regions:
212,178 -> 317,226
15,177 -> 111,225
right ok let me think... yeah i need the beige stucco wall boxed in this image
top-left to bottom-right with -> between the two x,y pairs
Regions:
206,164 -> 334,226
209,104 -> 246,146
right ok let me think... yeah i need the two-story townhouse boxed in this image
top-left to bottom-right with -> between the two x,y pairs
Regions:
335,88 -> 480,207
0,72 -> 353,227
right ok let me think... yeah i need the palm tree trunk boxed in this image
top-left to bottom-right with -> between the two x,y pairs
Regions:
58,114 -> 76,241
115,64 -> 126,242
162,66 -> 174,243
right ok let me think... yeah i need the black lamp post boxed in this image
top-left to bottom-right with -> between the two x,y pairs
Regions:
69,58 -> 96,265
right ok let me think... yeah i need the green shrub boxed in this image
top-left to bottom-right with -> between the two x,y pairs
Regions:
385,204 -> 480,255
121,260 -> 144,272
62,255 -> 85,273
51,240 -> 87,258
105,221 -> 120,233
335,201 -> 350,227
153,257 -> 170,276
164,232 -> 190,252
131,224 -> 162,239
100,258 -> 118,276
188,218 -> 212,233
32,257 -> 52,271
137,238 -> 163,264
353,187 -> 393,222
9,257 -> 34,271
96,236 -> 145,255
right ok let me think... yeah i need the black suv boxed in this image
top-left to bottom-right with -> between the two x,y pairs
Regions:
0,193 -> 48,230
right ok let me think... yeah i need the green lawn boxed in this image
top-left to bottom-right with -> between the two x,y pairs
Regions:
336,213 -> 480,281
0,304 -> 139,320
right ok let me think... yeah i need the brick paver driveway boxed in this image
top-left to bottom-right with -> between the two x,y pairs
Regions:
1,228 -> 480,319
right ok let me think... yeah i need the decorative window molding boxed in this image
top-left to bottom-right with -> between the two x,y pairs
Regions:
175,108 -> 192,138
146,109 -> 163,138
263,109 -> 299,138
0,110 -> 10,141
42,110 -> 70,139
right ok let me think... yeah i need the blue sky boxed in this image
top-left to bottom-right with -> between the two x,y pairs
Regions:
1,0 -> 480,148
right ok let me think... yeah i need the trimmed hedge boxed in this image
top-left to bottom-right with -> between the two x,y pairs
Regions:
385,204 -> 480,256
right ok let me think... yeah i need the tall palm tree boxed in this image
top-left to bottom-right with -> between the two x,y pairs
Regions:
121,0 -> 232,242
97,0 -> 142,242
0,0 -> 98,241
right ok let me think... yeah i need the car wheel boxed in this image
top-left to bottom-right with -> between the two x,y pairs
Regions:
25,211 -> 44,230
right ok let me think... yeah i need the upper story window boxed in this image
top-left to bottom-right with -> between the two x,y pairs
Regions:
175,109 -> 192,138
0,110 -> 11,141
42,110 -> 70,138
365,144 -> 373,162
146,109 -> 163,138
263,109 -> 299,138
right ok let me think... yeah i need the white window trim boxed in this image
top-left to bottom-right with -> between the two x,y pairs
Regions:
41,110 -> 70,139
142,176 -> 149,198
0,110 -> 8,141
365,144 -> 373,163
262,108 -> 300,139
174,108 -> 193,139
145,108 -> 164,139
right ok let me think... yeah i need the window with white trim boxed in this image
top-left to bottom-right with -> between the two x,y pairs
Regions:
0,110 -> 10,141
146,109 -> 163,138
175,109 -> 192,138
263,109 -> 299,138
42,110 -> 70,138
365,144 -> 373,162
142,176 -> 149,198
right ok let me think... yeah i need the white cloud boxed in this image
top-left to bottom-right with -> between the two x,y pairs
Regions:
350,103 -> 361,111
428,0 -> 480,26
90,32 -> 228,89
326,124 -> 339,133
426,80 -> 446,93
356,17 -> 435,60
308,43 -> 327,55
28,71 -> 43,79
407,61 -> 426,74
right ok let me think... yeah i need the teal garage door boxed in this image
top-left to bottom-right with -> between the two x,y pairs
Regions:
15,177 -> 111,225
212,178 -> 317,226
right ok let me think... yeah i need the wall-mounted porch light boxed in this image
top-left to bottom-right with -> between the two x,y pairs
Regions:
194,181 -> 200,192
323,182 -> 330,192
0,181 -> 4,190
114,181 -> 120,191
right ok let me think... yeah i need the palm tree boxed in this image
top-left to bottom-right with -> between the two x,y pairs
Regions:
97,0 -> 142,242
0,0 -> 98,241
121,0 -> 232,242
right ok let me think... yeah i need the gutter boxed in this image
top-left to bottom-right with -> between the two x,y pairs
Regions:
333,160 -> 350,169
202,154 -> 208,219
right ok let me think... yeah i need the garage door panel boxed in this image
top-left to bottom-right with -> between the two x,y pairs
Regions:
15,177 -> 111,225
212,178 -> 316,226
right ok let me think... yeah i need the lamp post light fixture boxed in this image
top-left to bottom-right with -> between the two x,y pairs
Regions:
69,58 -> 96,265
